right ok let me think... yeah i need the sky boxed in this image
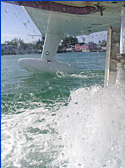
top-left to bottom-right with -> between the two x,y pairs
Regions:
1,2 -> 107,44
1,2 -> 41,43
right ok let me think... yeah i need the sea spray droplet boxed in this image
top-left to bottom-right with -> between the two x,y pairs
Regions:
48,87 -> 53,90
23,22 -> 27,27
74,102 -> 78,104
5,9 -> 8,13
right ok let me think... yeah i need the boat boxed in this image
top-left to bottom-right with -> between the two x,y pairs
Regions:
5,1 -> 125,86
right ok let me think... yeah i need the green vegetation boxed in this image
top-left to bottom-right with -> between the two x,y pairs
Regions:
1,37 -> 106,55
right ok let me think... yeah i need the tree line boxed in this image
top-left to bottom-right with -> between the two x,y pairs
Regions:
1,36 -> 107,55
1,36 -> 79,53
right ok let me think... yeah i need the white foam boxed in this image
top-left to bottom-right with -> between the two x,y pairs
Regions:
1,106 -> 60,168
55,84 -> 125,168
2,83 -> 125,168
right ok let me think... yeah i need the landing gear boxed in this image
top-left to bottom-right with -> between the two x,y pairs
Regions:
18,13 -> 81,74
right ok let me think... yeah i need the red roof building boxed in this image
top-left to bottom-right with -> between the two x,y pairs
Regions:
75,44 -> 89,52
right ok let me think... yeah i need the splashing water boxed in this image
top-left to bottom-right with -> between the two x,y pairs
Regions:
1,106 -> 62,168
1,53 -> 125,168
54,84 -> 125,168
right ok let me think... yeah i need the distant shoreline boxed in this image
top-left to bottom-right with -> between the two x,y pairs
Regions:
1,51 -> 106,56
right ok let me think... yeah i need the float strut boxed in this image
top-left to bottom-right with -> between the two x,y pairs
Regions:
120,6 -> 125,54
116,5 -> 125,84
41,13 -> 63,61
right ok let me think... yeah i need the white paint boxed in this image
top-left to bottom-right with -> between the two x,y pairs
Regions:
18,58 -> 81,74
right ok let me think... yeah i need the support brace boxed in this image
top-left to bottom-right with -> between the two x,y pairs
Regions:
117,5 -> 125,84
104,6 -> 125,87
42,33 -> 62,60
120,6 -> 125,54
41,13 -> 63,60
116,54 -> 125,84
104,26 -> 120,87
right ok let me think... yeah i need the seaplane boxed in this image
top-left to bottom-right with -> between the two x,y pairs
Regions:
5,1 -> 125,86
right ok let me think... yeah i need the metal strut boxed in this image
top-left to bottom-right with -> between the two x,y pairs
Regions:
41,13 -> 63,61
120,6 -> 125,54
104,5 -> 125,87
116,5 -> 125,84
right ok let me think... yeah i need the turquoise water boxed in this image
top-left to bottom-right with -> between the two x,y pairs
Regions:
1,52 -> 105,115
2,52 -> 125,168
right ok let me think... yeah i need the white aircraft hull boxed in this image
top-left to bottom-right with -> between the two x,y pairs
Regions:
23,2 -> 121,36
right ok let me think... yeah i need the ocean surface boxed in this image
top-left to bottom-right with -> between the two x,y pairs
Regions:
1,52 -> 125,168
